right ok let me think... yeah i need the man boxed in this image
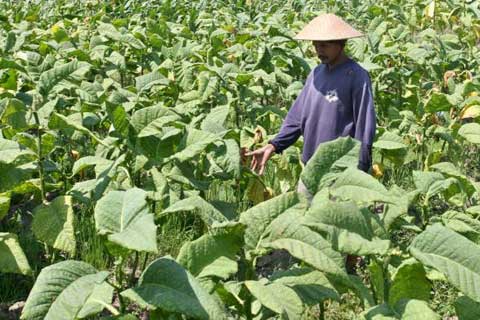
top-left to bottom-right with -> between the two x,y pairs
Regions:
246,13 -> 376,199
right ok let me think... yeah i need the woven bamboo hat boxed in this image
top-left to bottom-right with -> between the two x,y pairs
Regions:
295,13 -> 364,41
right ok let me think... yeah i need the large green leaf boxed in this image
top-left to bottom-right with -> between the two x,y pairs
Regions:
412,171 -> 445,194
305,200 -> 390,256
0,58 -> 27,74
16,51 -> 41,65
121,257 -> 228,320
161,196 -> 228,226
32,196 -> 76,255
264,209 -> 344,268
121,34 -> 146,50
373,131 -> 407,150
171,128 -> 218,162
38,60 -> 90,96
130,105 -> 178,133
361,303 -> 396,320
69,154 -> 126,203
361,299 -> 439,320
146,167 -> 169,202
0,160 -> 33,193
410,224 -> 480,302
166,163 -> 210,190
136,130 -> 181,162
394,299 -> 440,320
424,177 -> 462,205
21,261 -> 109,320
95,188 -> 157,253
97,22 -> 121,40
177,222 -> 244,277
0,192 -> 10,221
301,136 -> 360,194
330,168 -> 394,204
106,103 -> 129,137
137,114 -> 181,138
270,267 -> 340,304
77,281 -> 114,319
264,238 -> 350,284
388,259 -> 431,306
200,105 -> 230,134
49,112 -> 106,146
244,280 -> 304,319
262,209 -> 362,295
467,205 -> 480,216
368,259 -> 386,305
458,123 -> 480,144
196,256 -> 238,280
0,232 -> 32,275
239,192 -> 302,251
198,73 -> 218,102
0,68 -> 18,90
71,156 -> 113,178
96,22 -> 145,49
441,211 -> 480,243
455,296 -> 480,320
0,138 -> 35,164
424,92 -> 452,113
207,139 -> 241,179
348,274 -> 376,308
430,162 -> 476,197
382,186 -> 411,231
1,98 -> 28,131
135,71 -> 169,93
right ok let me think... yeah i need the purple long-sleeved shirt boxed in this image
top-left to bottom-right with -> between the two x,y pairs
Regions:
269,58 -> 376,172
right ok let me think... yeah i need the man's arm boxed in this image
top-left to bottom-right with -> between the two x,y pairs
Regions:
352,71 -> 376,173
268,73 -> 312,153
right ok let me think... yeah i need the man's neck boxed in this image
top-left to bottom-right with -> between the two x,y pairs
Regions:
327,53 -> 349,70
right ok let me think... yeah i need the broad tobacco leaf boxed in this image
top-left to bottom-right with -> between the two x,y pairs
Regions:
95,188 -> 157,253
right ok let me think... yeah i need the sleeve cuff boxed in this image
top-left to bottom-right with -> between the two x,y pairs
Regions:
268,140 -> 283,154
357,161 -> 371,173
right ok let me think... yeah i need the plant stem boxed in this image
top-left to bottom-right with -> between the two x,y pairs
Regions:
117,292 -> 126,314
50,249 -> 56,264
44,243 -> 51,261
238,251 -> 255,319
32,99 -> 46,202
98,301 -> 120,316
113,257 -> 127,313
141,253 -> 150,271
382,256 -> 391,305
129,251 -> 139,287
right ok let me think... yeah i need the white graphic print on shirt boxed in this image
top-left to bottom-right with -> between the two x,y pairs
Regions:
325,90 -> 339,103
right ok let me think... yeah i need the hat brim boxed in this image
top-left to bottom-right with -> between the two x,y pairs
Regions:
294,33 -> 364,41
294,14 -> 365,41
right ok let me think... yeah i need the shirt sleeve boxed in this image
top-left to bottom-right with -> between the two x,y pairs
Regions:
268,72 -> 312,153
352,71 -> 376,173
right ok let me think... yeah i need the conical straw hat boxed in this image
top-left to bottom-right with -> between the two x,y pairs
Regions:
295,13 -> 364,41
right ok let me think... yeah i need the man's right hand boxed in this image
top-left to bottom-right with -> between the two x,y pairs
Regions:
244,144 -> 276,175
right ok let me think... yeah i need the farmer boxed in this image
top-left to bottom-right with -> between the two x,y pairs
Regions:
246,13 -> 376,200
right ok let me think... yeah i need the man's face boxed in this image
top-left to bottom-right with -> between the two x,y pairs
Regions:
313,41 -> 343,64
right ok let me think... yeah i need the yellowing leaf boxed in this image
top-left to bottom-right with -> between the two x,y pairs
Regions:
460,104 -> 480,119
372,164 -> 384,178
424,1 -> 435,18
51,24 -> 69,42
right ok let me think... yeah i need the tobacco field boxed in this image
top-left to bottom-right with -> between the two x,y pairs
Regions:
1,0 -> 480,319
